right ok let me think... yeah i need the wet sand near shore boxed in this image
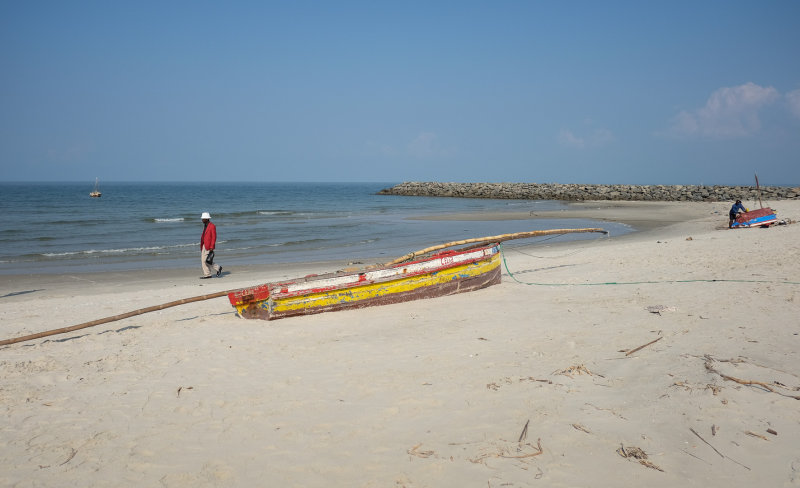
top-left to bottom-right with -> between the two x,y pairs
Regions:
413,200 -> 722,233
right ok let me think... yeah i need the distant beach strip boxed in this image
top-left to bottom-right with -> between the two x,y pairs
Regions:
378,182 -> 800,202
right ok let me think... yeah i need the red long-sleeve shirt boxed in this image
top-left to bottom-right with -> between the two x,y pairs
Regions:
201,221 -> 217,250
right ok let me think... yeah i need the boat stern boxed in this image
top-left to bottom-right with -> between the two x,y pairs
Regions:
228,284 -> 272,319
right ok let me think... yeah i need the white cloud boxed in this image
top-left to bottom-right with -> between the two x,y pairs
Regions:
666,82 -> 779,138
364,140 -> 397,156
557,129 -> 585,148
363,132 -> 454,159
591,128 -> 614,145
557,127 -> 614,148
407,132 -> 453,158
786,88 -> 800,118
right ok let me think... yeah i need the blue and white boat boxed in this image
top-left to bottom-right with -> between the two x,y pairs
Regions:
732,207 -> 777,228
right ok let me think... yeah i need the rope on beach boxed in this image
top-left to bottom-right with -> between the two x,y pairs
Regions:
501,239 -> 594,259
498,244 -> 800,287
385,228 -> 608,265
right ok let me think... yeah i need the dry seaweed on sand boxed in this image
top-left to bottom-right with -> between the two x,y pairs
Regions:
407,443 -> 435,458
645,305 -> 676,315
616,444 -> 664,472
553,364 -> 604,377
703,356 -> 800,400
469,420 -> 544,464
670,380 -> 721,395
571,423 -> 591,433
469,438 -> 544,463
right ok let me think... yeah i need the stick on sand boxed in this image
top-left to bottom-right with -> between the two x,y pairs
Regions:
0,290 -> 235,347
625,336 -> 663,356
385,228 -> 607,265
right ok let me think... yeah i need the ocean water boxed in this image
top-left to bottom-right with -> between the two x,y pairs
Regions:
0,182 -> 632,275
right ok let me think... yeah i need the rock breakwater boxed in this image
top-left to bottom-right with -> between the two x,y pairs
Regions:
378,182 -> 800,202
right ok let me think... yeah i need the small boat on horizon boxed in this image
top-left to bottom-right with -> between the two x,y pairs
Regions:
90,177 -> 102,197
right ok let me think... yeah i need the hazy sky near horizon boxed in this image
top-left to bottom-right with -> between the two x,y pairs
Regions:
2,1 -> 799,186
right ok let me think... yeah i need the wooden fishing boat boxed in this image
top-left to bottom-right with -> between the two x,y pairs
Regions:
229,243 -> 501,320
228,228 -> 606,320
731,173 -> 777,228
732,207 -> 777,228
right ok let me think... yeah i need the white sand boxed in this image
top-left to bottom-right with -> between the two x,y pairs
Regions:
1,201 -> 799,487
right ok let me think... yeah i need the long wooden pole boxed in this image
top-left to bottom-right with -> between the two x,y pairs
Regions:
384,228 -> 607,266
0,289 -> 235,347
755,173 -> 763,209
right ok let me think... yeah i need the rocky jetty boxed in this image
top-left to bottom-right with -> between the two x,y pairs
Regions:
378,182 -> 800,202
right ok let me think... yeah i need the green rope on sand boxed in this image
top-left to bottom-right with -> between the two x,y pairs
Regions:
498,243 -> 800,287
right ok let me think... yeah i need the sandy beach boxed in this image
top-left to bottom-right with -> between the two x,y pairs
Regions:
1,200 -> 799,487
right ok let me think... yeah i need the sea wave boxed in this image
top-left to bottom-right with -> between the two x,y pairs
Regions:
42,246 -> 166,257
39,241 -> 199,257
0,182 -> 628,275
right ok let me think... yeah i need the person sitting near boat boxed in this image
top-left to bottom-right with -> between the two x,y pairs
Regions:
200,212 -> 223,279
728,200 -> 748,228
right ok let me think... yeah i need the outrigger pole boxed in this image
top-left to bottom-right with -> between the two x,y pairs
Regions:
385,228 -> 608,266
0,290 -> 236,347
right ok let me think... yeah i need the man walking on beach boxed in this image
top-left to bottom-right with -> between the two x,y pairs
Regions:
200,212 -> 222,279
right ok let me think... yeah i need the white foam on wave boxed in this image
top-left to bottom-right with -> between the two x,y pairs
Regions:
40,241 -> 200,257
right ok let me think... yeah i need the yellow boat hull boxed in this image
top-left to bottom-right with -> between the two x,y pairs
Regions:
230,244 -> 502,320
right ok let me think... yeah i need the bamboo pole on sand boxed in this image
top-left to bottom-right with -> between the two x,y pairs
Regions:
384,228 -> 607,266
0,289 -> 236,347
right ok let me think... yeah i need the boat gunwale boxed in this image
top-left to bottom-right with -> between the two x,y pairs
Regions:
228,243 -> 500,305
267,259 -> 502,320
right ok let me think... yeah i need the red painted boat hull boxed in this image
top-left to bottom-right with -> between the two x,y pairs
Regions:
733,207 -> 777,228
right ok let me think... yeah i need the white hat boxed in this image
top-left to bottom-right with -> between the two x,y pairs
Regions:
201,212 -> 211,219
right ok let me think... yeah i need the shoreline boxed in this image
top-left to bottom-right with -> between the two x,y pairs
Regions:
414,200 -> 722,233
2,200 -> 799,487
0,200 -> 721,287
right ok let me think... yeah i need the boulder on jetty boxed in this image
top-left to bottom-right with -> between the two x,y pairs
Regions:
377,182 -> 800,202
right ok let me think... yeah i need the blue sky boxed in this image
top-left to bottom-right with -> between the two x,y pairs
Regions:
2,1 -> 799,186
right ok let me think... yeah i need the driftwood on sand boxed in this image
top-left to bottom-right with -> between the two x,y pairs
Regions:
0,290 -> 235,347
625,336 -> 663,356
704,356 -> 800,400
